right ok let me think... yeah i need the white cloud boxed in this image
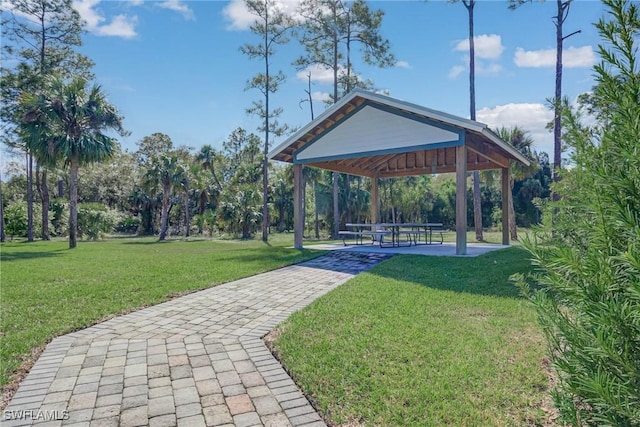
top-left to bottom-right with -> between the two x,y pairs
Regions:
311,91 -> 331,102
395,60 -> 411,69
478,62 -> 503,75
450,34 -> 504,80
222,0 -> 257,30
477,103 -> 554,154
223,0 -> 302,30
73,0 -> 137,39
454,34 -> 505,59
448,60 -> 502,79
296,64 -> 346,84
448,65 -> 465,79
73,0 -> 103,28
157,0 -> 194,20
95,14 -> 137,38
514,45 -> 596,68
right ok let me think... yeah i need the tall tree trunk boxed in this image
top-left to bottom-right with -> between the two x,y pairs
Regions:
356,176 -> 362,223
464,0 -> 483,241
27,153 -> 34,241
0,172 -> 5,242
302,170 -> 307,237
390,180 -> 396,224
278,206 -> 285,232
552,0 -> 564,202
314,181 -> 320,239
262,132 -> 269,242
332,172 -> 339,237
142,201 -> 153,235
38,167 -> 51,240
184,193 -> 190,238
262,2 -> 270,243
472,173 -> 483,240
159,185 -> 170,241
345,175 -> 351,224
69,160 -> 79,249
509,178 -> 517,240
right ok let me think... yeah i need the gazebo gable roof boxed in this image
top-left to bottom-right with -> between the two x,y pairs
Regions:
293,101 -> 465,164
268,89 -> 530,176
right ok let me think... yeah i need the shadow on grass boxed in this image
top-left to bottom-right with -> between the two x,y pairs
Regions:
0,250 -> 64,262
210,248 -> 327,265
367,247 -> 532,299
119,237 -> 240,245
120,240 -> 174,245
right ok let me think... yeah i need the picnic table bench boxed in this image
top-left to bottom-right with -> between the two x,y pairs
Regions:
339,227 -> 391,246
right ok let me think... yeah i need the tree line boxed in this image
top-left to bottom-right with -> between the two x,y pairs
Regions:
1,0 -> 556,247
0,126 -> 551,241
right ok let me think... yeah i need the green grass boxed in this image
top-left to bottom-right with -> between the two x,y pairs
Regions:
273,247 -> 550,426
0,235 -> 323,389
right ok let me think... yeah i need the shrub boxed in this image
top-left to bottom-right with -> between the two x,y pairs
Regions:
4,201 -> 28,238
77,203 -> 119,240
4,200 -> 43,239
50,200 -> 69,237
115,217 -> 140,234
515,1 -> 640,424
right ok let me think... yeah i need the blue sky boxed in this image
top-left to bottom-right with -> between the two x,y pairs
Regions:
5,0 -> 607,161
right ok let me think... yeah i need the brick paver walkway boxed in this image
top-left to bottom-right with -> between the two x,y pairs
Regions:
3,252 -> 391,427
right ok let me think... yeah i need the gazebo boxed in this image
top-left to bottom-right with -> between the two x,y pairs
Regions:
268,89 -> 530,255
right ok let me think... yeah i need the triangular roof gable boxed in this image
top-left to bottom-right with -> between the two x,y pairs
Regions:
268,89 -> 530,167
293,101 -> 465,164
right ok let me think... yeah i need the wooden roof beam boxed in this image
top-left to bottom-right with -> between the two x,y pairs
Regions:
306,161 -> 373,178
466,137 -> 510,168
364,153 -> 399,170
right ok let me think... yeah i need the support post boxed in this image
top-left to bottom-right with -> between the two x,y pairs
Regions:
370,175 -> 379,224
501,167 -> 510,245
293,164 -> 303,249
456,145 -> 467,255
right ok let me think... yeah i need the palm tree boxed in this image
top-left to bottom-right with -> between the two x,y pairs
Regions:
20,76 -> 125,248
145,154 -> 184,241
496,126 -> 538,240
175,164 -> 191,238
272,178 -> 293,232
196,145 -> 223,191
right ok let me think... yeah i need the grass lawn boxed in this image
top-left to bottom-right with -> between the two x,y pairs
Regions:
272,247 -> 551,426
0,235 -> 323,392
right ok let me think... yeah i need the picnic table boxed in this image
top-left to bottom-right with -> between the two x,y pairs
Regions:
396,222 -> 446,245
340,223 -> 446,247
